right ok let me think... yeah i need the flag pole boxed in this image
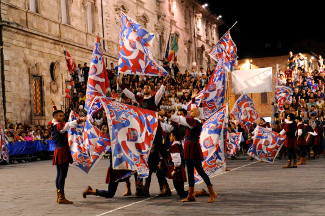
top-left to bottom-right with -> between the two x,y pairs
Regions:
218,21 -> 238,43
229,21 -> 238,31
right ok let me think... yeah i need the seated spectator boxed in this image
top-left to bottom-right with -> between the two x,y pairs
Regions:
278,74 -> 286,85
42,130 -> 51,140
24,131 -> 34,142
78,92 -> 86,103
34,131 -> 42,140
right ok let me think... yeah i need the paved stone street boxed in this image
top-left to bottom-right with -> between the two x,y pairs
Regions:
0,157 -> 324,216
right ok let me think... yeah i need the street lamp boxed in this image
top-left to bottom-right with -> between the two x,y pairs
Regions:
246,59 -> 252,69
217,15 -> 222,19
202,3 -> 208,8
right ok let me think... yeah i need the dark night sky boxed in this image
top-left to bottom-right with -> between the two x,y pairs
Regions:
203,1 -> 325,58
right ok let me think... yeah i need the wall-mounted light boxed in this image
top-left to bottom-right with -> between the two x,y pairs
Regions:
173,0 -> 176,11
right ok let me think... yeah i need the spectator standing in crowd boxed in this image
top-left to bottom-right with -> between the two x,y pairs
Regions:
82,63 -> 89,85
317,55 -> 324,70
172,60 -> 179,78
76,64 -> 83,82
288,51 -> 296,69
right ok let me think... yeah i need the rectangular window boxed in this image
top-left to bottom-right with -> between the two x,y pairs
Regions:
87,2 -> 93,33
29,0 -> 37,12
261,92 -> 268,104
61,0 -> 68,24
32,76 -> 43,116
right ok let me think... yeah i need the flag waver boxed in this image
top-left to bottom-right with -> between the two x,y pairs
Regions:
101,98 -> 158,178
118,12 -> 167,76
231,94 -> 259,133
85,36 -> 110,112
248,126 -> 286,163
195,106 -> 228,183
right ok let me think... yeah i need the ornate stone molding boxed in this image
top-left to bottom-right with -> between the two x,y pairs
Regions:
114,1 -> 130,14
136,12 -> 149,28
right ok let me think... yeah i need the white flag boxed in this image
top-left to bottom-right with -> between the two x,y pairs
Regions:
232,67 -> 272,95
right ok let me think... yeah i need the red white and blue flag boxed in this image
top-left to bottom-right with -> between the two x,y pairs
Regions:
208,30 -> 237,67
195,106 -> 228,183
231,94 -> 259,133
63,46 -> 77,75
118,12 -> 167,76
85,36 -> 110,112
0,125 -> 9,163
248,126 -> 285,163
68,110 -> 111,173
101,98 -> 158,178
188,60 -> 226,119
226,132 -> 242,158
201,60 -> 226,119
69,37 -> 111,173
275,86 -> 292,112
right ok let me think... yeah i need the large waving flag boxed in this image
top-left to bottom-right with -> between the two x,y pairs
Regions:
68,110 -> 111,173
231,94 -> 259,133
0,125 -> 9,163
85,36 -> 110,112
201,60 -> 226,119
275,86 -> 292,112
195,106 -> 228,183
101,98 -> 158,178
248,126 -> 285,163
118,12 -> 167,76
63,46 -> 77,75
208,30 -> 237,67
226,132 -> 242,158
188,60 -> 226,119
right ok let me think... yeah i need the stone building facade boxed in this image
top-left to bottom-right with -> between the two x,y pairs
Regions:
0,0 -> 223,125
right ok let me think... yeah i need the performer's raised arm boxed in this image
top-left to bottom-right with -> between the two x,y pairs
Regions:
118,74 -> 139,104
59,117 -> 86,133
154,75 -> 169,106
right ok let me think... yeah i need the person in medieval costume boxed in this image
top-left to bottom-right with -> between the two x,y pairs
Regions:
280,113 -> 297,168
50,109 -> 86,204
118,74 -> 172,197
296,116 -> 307,165
168,91 -> 217,202
82,150 -> 132,199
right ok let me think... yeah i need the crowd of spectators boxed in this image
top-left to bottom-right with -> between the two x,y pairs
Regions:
272,51 -> 325,160
4,122 -> 51,143
276,52 -> 325,121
